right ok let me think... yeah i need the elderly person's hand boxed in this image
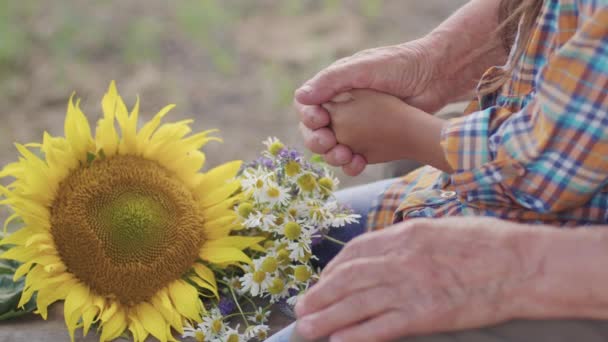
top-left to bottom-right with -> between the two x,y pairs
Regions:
293,217 -> 539,342
295,41 -> 443,176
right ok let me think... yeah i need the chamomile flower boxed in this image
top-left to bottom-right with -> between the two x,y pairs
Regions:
332,212 -> 361,227
200,309 -> 226,340
240,168 -> 269,193
247,307 -> 270,324
240,263 -> 272,297
263,136 -> 285,156
285,228 -> 313,261
244,211 -> 277,232
246,324 -> 270,341
267,277 -> 292,303
218,325 -> 244,342
259,181 -> 291,207
292,264 -> 314,284
183,323 -> 207,342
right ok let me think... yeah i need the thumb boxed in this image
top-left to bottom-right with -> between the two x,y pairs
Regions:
295,64 -> 365,106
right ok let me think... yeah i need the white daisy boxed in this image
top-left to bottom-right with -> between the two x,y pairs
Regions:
267,277 -> 292,303
199,308 -> 226,340
215,324 -> 244,342
240,263 -> 272,297
245,324 -> 270,341
284,228 -> 313,261
247,307 -> 270,324
258,181 -> 291,207
331,212 -> 361,227
182,323 -> 207,342
263,136 -> 285,156
244,211 -> 277,232
240,168 -> 269,193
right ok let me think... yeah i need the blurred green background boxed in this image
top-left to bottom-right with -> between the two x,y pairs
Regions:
0,0 -> 466,191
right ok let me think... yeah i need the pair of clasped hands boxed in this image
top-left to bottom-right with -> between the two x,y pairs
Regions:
294,46 -> 452,181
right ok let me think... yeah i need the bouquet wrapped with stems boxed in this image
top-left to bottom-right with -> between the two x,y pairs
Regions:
0,83 -> 358,342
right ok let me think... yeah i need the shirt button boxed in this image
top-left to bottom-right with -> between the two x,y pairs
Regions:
440,190 -> 456,198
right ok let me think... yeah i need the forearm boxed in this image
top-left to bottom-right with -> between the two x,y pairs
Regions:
510,226 -> 608,320
391,105 -> 453,173
421,0 -> 507,102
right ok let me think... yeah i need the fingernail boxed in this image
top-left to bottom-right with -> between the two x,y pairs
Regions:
297,85 -> 313,95
331,92 -> 353,103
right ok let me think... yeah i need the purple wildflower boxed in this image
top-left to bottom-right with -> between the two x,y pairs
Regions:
218,296 -> 236,316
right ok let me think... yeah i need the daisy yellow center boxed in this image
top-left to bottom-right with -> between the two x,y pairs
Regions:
212,319 -> 223,334
252,271 -> 267,283
268,278 -> 285,295
261,257 -> 278,273
294,265 -> 312,282
268,141 -> 284,155
50,155 -> 205,306
284,222 -> 301,240
195,331 -> 206,342
297,174 -> 316,192
285,161 -> 301,177
267,187 -> 280,198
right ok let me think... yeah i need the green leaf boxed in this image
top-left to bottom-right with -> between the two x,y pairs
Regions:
0,234 -> 36,320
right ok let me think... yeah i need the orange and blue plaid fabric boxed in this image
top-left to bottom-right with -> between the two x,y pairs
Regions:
368,0 -> 608,230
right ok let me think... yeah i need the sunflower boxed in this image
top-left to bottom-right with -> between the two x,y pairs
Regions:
0,82 -> 262,342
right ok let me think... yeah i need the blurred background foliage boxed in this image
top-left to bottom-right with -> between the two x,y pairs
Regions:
0,0 -> 466,197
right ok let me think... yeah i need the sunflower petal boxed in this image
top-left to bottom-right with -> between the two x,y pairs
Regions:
151,290 -> 183,332
189,276 -> 219,298
2,213 -> 20,235
136,302 -> 168,342
199,180 -> 241,208
196,161 -> 242,195
100,307 -> 127,342
64,283 -> 90,341
204,236 -> 265,251
168,280 -> 201,321
82,305 -> 99,337
199,247 -> 252,265
128,310 -> 149,342
136,104 -> 175,150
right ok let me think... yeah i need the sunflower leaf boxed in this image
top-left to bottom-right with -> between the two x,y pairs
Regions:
0,234 -> 37,320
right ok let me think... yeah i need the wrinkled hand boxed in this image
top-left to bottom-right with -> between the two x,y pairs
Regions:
295,40 -> 444,176
294,217 -> 536,342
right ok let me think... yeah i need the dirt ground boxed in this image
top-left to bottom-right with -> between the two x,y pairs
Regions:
0,1 -> 468,340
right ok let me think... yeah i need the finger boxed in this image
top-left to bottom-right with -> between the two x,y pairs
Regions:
330,310 -> 406,342
295,62 -> 368,106
295,257 -> 394,317
296,286 -> 395,340
322,228 -> 400,277
298,123 -> 337,154
323,144 -> 353,166
294,102 -> 330,130
342,154 -> 367,176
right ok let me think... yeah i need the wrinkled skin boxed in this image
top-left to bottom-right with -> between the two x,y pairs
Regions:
294,217 -> 538,342
294,41 -> 452,176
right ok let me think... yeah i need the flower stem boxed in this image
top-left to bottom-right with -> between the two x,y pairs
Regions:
229,285 -> 250,328
322,234 -> 346,246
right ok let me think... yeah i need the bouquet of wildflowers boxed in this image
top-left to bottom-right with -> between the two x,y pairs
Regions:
0,83 -> 358,342
183,137 -> 360,341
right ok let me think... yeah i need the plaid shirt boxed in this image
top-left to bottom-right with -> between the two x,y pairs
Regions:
369,0 -> 608,230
